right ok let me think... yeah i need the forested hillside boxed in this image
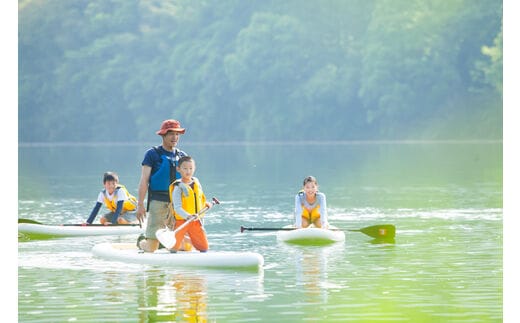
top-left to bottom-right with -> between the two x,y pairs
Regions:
19,0 -> 502,142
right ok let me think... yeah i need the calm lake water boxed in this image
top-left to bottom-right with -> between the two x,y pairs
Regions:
18,142 -> 502,322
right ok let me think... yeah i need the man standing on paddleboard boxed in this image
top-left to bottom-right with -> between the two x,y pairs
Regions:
136,119 -> 188,252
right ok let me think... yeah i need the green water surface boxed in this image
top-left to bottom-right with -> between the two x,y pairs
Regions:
18,142 -> 502,322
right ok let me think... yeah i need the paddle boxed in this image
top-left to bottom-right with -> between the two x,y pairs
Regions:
18,218 -> 141,226
156,197 -> 220,249
18,218 -> 43,224
347,224 -> 395,239
240,224 -> 396,239
62,223 -> 141,227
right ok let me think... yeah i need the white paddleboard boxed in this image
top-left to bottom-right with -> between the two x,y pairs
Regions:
92,242 -> 264,270
276,225 -> 345,245
18,223 -> 144,239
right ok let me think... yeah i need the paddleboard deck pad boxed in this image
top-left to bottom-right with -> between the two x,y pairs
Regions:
276,225 -> 345,245
92,242 -> 264,271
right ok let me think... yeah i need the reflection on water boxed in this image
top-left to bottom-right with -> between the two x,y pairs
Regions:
369,237 -> 396,244
137,271 -> 208,322
293,243 -> 345,306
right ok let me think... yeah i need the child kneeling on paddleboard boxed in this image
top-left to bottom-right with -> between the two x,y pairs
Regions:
86,172 -> 139,225
294,175 -> 329,229
169,156 -> 212,252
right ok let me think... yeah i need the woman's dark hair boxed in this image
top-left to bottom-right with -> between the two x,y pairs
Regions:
303,175 -> 317,186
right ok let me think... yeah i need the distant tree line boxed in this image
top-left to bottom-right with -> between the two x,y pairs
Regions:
19,0 -> 502,142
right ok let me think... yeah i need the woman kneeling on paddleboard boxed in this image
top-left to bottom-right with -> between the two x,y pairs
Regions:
294,176 -> 329,229
169,156 -> 213,252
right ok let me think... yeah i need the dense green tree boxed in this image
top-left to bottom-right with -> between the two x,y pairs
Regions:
474,22 -> 503,95
18,0 -> 502,143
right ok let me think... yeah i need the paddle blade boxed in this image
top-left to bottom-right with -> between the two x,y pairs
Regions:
212,197 -> 221,205
18,218 -> 42,225
350,224 -> 396,239
155,228 -> 176,249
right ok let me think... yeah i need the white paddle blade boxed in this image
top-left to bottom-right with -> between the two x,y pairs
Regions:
155,228 -> 176,249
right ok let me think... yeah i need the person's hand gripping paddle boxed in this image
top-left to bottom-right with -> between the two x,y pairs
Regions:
156,197 -> 220,250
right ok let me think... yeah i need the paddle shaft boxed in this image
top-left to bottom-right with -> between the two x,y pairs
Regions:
172,197 -> 220,232
172,205 -> 210,234
240,226 -> 340,232
62,223 -> 141,227
158,197 -> 220,248
240,224 -> 396,239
